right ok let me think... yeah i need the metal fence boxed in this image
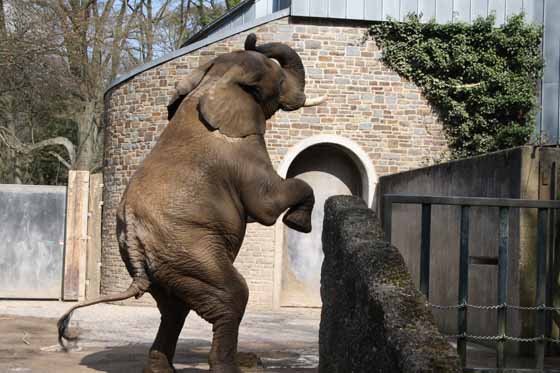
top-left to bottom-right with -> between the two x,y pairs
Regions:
383,194 -> 560,372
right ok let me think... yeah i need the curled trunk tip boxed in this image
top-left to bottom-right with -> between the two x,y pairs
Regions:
245,33 -> 257,51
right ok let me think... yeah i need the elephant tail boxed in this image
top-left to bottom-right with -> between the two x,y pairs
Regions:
57,279 -> 149,350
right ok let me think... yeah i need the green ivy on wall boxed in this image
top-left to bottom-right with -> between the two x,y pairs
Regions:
368,14 -> 544,159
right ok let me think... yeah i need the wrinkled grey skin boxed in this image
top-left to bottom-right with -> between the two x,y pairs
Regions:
58,34 -> 321,373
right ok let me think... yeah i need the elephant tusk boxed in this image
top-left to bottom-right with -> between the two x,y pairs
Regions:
303,95 -> 327,107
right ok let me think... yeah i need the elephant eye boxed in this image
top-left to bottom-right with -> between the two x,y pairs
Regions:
241,84 -> 262,101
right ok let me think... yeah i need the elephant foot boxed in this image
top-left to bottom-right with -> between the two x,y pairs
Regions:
143,350 -> 175,373
210,352 -> 262,372
237,351 -> 263,368
210,364 -> 243,373
283,206 -> 312,233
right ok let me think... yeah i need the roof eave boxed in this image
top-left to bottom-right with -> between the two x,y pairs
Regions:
180,0 -> 256,48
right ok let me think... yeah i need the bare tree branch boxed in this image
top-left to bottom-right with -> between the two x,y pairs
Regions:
48,151 -> 72,169
28,136 -> 76,165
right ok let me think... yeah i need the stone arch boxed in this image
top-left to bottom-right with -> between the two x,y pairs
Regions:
277,135 -> 377,207
273,135 -> 377,308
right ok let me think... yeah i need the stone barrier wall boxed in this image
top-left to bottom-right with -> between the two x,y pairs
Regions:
319,195 -> 460,372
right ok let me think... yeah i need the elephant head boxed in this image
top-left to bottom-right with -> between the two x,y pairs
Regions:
167,33 -> 325,138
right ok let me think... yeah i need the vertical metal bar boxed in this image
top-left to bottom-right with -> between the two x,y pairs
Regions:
535,208 -> 548,369
540,0 -> 546,140
546,163 -> 557,345
497,207 -> 509,369
383,196 -> 392,243
452,0 -> 455,22
420,203 -> 432,298
558,40 -> 560,143
458,205 -> 470,367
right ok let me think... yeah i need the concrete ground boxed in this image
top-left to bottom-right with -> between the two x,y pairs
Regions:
0,300 -> 320,373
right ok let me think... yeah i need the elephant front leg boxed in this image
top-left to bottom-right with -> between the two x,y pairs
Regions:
244,176 -> 315,233
280,178 -> 315,233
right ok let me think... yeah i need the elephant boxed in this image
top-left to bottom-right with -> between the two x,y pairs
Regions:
57,33 -> 326,373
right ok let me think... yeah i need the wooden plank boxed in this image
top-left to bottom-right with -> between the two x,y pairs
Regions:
63,170 -> 90,301
384,194 -> 560,208
85,173 -> 103,300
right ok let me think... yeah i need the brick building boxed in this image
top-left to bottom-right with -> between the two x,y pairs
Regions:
102,0 -> 450,309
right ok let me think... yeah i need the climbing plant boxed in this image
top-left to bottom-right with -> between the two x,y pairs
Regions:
368,14 -> 544,158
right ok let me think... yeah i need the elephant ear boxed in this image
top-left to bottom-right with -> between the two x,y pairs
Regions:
198,64 -> 266,138
168,61 -> 213,120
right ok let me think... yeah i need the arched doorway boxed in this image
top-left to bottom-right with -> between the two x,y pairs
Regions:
278,140 -> 372,307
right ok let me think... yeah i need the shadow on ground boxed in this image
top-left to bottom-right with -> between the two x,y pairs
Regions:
80,341 -> 316,373
0,313 -> 318,372
80,341 -> 210,372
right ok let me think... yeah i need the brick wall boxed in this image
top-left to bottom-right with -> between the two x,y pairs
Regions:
102,16 -> 448,309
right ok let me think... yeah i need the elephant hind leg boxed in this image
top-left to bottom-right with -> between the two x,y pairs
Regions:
204,270 -> 248,373
144,286 -> 189,373
164,254 -> 248,373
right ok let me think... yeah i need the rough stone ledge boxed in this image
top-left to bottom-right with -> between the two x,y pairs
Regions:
319,195 -> 460,373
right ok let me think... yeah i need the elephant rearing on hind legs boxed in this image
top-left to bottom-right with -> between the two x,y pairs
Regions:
58,34 -> 325,373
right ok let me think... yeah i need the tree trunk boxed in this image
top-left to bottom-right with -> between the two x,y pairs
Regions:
74,100 -> 98,171
6,109 -> 24,184
0,0 -> 6,37
145,0 -> 154,62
